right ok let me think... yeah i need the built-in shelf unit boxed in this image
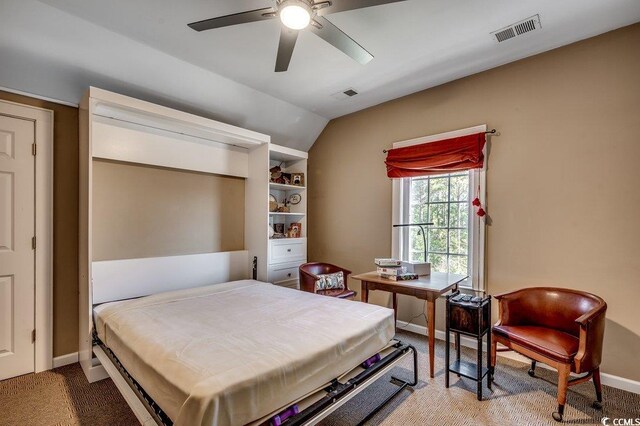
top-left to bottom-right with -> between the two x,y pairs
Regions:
266,145 -> 308,289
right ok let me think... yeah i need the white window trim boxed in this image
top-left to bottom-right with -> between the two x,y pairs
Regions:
391,125 -> 486,291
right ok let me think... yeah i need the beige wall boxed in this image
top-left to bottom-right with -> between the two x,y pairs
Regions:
0,90 -> 79,357
92,160 -> 245,260
308,24 -> 640,381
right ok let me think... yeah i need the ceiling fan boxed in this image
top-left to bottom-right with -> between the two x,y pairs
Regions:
188,0 -> 406,72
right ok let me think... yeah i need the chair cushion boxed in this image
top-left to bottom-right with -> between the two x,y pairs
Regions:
493,325 -> 579,363
315,271 -> 345,291
317,288 -> 356,299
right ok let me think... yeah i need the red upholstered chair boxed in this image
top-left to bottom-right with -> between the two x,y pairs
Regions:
490,287 -> 607,422
299,262 -> 357,299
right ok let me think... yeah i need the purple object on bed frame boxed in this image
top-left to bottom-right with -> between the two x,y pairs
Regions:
271,404 -> 300,426
361,353 -> 382,369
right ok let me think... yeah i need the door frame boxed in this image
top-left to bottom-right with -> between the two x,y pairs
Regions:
0,99 -> 53,373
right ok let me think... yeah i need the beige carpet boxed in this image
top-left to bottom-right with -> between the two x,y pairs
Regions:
1,330 -> 638,425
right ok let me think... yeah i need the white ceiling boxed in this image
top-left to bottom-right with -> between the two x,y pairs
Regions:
1,1 -> 639,151
36,0 -> 640,120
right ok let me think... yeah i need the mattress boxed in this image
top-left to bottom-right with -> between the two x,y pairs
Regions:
93,279 -> 395,426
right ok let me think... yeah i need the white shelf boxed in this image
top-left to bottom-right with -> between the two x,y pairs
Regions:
269,145 -> 308,162
269,212 -> 305,216
269,182 -> 306,191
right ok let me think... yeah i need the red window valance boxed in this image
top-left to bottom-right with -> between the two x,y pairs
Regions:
385,132 -> 486,178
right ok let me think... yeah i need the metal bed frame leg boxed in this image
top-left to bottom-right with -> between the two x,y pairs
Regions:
356,344 -> 418,426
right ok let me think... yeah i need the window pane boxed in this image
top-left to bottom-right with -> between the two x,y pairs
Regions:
407,172 -> 473,279
449,202 -> 468,228
410,228 -> 425,262
410,179 -> 428,205
428,253 -> 447,273
449,229 -> 468,255
449,255 -> 468,275
450,174 -> 469,201
429,177 -> 448,202
410,204 -> 422,224
428,203 -> 448,227
428,228 -> 447,253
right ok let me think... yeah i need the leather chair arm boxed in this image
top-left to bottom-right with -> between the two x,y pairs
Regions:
574,302 -> 607,373
299,269 -> 319,293
576,303 -> 607,326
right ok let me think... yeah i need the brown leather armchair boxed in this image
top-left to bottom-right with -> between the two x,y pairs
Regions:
299,262 -> 357,299
490,287 -> 607,422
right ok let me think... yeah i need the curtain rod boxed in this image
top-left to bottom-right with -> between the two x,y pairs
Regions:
382,129 -> 497,154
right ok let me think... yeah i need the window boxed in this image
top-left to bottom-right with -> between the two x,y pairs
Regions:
405,172 -> 470,273
391,126 -> 486,290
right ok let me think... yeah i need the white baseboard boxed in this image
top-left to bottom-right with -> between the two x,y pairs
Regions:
52,352 -> 79,368
396,320 -> 640,395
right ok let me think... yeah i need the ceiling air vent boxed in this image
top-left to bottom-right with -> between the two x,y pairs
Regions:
491,15 -> 541,43
331,88 -> 359,100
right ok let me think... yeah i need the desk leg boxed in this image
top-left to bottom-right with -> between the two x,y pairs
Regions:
392,293 -> 398,331
361,282 -> 369,303
426,298 -> 436,378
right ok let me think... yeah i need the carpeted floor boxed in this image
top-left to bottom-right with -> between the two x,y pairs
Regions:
1,330 -> 638,425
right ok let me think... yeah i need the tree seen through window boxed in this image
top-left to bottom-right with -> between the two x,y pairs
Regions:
409,172 -> 470,275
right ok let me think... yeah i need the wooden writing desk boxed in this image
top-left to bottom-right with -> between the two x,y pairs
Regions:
351,271 -> 467,378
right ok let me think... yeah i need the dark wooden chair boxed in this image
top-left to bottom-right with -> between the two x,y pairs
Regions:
299,262 -> 357,299
490,287 -> 607,422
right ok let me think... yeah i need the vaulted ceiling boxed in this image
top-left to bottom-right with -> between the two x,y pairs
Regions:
1,0 -> 639,150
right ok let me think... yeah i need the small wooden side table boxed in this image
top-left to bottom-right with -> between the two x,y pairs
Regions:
445,292 -> 492,400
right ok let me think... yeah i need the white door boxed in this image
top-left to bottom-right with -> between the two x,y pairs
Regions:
0,113 -> 35,380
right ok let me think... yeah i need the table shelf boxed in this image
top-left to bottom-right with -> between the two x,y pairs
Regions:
448,360 -> 489,381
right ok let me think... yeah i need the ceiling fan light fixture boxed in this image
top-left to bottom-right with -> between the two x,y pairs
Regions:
279,0 -> 312,30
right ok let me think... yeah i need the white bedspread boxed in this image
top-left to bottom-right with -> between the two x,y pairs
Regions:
94,280 -> 395,426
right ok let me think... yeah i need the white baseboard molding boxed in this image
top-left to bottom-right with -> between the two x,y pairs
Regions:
52,352 -> 79,368
396,320 -> 640,395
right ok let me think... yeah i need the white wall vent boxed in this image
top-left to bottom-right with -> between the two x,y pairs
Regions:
491,15 -> 541,43
331,88 -> 359,100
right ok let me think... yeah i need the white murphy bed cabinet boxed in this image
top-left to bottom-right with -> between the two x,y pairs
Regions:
79,87 -> 307,382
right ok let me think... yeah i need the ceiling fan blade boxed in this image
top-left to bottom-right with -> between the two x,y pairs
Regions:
188,7 -> 276,32
315,0 -> 406,16
275,28 -> 299,72
309,16 -> 373,64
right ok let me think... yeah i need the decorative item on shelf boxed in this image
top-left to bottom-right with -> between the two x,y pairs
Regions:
270,163 -> 283,183
291,173 -> 305,186
288,193 -> 302,205
268,225 -> 275,238
274,223 -> 285,235
287,222 -> 302,238
277,197 -> 290,213
269,164 -> 292,185
269,194 -> 278,212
